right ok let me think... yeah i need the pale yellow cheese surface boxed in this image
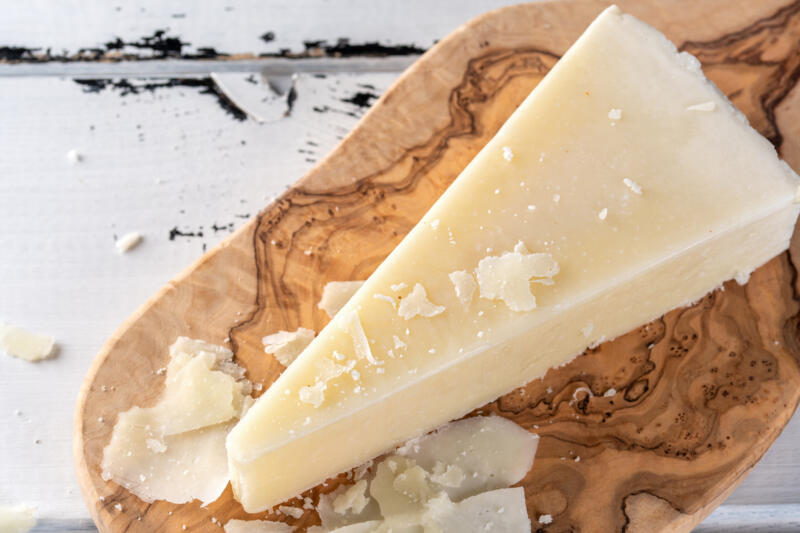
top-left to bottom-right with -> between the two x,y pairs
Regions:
227,6 -> 800,512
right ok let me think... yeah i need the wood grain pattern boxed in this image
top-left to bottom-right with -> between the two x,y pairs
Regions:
73,0 -> 800,531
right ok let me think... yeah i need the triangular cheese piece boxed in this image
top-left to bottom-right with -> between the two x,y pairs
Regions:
227,5 -> 800,511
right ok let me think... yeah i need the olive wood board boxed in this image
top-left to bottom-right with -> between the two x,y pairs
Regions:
74,0 -> 800,531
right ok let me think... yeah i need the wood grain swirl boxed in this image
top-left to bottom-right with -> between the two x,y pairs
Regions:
74,1 -> 800,531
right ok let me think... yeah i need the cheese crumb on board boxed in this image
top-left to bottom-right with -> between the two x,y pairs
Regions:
607,108 -> 622,120
223,518 -> 293,533
312,416 -> 536,532
0,324 -> 55,362
538,514 -> 554,524
263,328 -> 315,367
475,243 -> 558,312
448,270 -> 477,307
687,101 -> 716,112
115,232 -> 143,253
101,338 -> 252,505
622,177 -> 643,195
598,207 -> 608,220
333,480 -> 370,515
318,281 -> 365,318
397,283 -> 445,320
0,505 -> 36,533
277,505 -> 304,519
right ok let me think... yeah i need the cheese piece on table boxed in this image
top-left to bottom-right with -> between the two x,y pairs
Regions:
0,505 -> 36,533
0,324 -> 55,361
227,5 -> 800,511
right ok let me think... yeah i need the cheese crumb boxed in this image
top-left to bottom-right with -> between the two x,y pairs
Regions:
66,149 -> 82,164
527,204 -> 536,211
332,479 -> 370,515
299,381 -> 326,408
448,271 -> 477,306
552,193 -> 560,203
687,101 -> 716,112
262,328 -> 315,367
0,504 -> 36,533
0,324 -> 55,362
277,505 -> 304,519
581,322 -> 594,337
475,242 -> 558,312
598,208 -> 608,220
539,514 -> 553,524
390,282 -> 407,291
603,388 -> 617,397
623,177 -> 643,195
113,503 -> 123,512
373,293 -> 397,309
115,232 -> 143,253
607,108 -> 622,120
397,283 -> 446,320
502,146 -> 514,162
317,280 -> 365,318
341,310 -> 378,364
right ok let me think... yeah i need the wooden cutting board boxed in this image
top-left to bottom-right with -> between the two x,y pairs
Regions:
73,0 -> 800,531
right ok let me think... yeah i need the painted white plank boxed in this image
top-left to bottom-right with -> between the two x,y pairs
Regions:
0,71 -> 396,520
0,0 -> 521,61
695,504 -> 800,532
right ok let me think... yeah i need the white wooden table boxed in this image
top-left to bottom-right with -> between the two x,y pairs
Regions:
0,1 -> 798,531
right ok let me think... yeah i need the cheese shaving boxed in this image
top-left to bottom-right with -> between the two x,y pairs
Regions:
223,519 -> 293,533
341,310 -> 379,364
0,505 -> 36,533
0,324 -> 55,362
318,281 -> 365,318
397,283 -> 445,320
475,243 -> 558,312
262,328 -> 315,367
448,271 -> 477,306
101,338 -> 251,505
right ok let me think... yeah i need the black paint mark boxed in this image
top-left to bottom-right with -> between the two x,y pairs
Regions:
301,38 -> 425,57
284,79 -> 298,118
0,46 -> 38,61
234,214 -> 251,219
244,74 -> 258,85
211,222 -> 235,233
73,77 -> 248,121
1,30 -> 226,63
169,227 -> 204,241
358,83 -> 376,90
341,91 -> 379,109
2,31 -> 424,63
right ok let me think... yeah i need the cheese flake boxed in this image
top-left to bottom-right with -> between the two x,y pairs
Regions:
0,505 -> 36,533
397,283 -> 445,320
502,146 -> 514,162
475,243 -> 558,312
116,232 -> 143,253
318,281 -> 365,318
623,177 -> 643,195
342,310 -> 379,364
262,328 -> 315,367
0,324 -> 55,362
687,101 -> 716,112
448,270 -> 477,307
101,338 -> 252,505
223,519 -> 293,533
607,108 -> 622,120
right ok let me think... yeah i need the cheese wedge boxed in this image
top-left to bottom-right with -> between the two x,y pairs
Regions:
227,5 -> 800,511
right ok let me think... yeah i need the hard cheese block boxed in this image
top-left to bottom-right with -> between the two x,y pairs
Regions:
227,5 -> 800,512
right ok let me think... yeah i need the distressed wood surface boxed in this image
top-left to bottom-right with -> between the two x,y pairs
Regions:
71,0 -> 800,531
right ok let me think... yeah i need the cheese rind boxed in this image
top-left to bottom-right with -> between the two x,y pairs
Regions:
227,5 -> 800,511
